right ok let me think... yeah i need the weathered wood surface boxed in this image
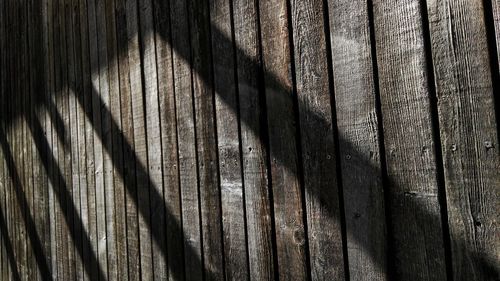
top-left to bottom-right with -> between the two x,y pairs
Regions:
328,0 -> 388,280
426,1 -> 500,280
0,0 -> 499,280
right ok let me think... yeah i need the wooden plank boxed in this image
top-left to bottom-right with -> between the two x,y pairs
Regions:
114,0 -> 137,279
372,1 -> 448,280
124,0 -> 150,280
76,0 -> 97,278
0,117 -> 7,281
125,0 -> 154,278
0,0 -> 6,277
45,0 -> 58,277
64,0 -> 79,277
93,0 -> 112,276
426,1 -> 500,280
102,0 -> 121,278
209,0 -> 249,279
153,1 -> 185,280
88,0 -> 110,278
231,0 -> 275,279
327,0 -> 388,279
116,0 -> 142,278
19,1 -> 30,278
104,0 -> 129,279
83,0 -> 101,278
137,0 -> 163,278
52,0 -> 68,277
69,0 -> 86,277
188,0 -> 225,280
55,0 -> 72,276
258,0 -> 309,280
26,1 -> 38,278
289,0 -> 347,279
37,0 -> 53,272
493,0 -> 500,69
95,0 -> 119,278
170,0 -> 204,279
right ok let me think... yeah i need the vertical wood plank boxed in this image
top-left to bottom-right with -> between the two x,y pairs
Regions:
77,0 -> 97,278
170,0 -> 204,279
35,0 -> 53,278
114,0 -> 138,279
119,0 -> 142,278
209,0 -> 250,279
127,0 -> 154,275
0,0 -> 6,277
426,1 -> 500,280
327,0 -> 388,279
492,0 -> 500,69
188,0 -> 225,279
231,0 -> 276,279
289,0 -> 347,279
153,0 -> 185,280
70,0 -> 86,277
53,0 -> 68,276
94,0 -> 112,276
19,0 -> 30,278
127,0 -> 152,277
258,0 -> 309,279
137,0 -> 163,278
105,0 -> 130,279
372,1 -> 448,280
64,0 -> 79,277
45,0 -> 58,277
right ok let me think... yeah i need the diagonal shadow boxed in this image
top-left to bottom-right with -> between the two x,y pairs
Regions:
0,206 -> 22,281
26,117 -> 107,281
0,128 -> 52,281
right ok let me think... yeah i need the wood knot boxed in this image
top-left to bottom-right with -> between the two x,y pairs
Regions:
293,228 -> 305,246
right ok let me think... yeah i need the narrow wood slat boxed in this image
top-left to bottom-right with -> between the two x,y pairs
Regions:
0,0 -> 6,277
327,0 -> 388,279
114,0 -> 138,279
153,1 -> 185,280
104,0 -> 130,279
52,0 -> 68,277
188,0 -> 225,279
102,0 -> 122,278
493,0 -> 500,69
426,1 -> 500,280
289,0 -> 346,279
84,0 -> 102,278
70,0 -> 86,277
93,0 -> 112,276
232,0 -> 276,279
259,0 -> 309,280
19,0 -> 30,278
45,0 -> 59,277
170,0 -> 204,279
127,0 -> 154,276
137,0 -> 164,278
209,0 -> 249,279
64,0 -> 79,277
372,1 -> 448,280
77,0 -> 98,278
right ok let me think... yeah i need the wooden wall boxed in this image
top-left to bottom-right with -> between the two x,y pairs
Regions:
0,0 -> 498,280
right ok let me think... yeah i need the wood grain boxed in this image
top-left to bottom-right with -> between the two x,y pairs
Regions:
372,1 -> 448,280
259,0 -> 308,280
289,0 -> 346,279
426,1 -> 500,280
232,0 -> 275,279
327,0 -> 388,279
